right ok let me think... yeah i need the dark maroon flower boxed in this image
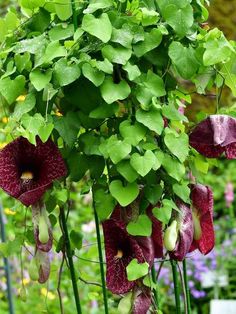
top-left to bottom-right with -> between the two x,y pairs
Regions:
147,206 -> 163,258
132,286 -> 152,314
168,201 -> 194,261
102,218 -> 154,294
189,115 -> 236,159
189,184 -> 214,255
0,137 -> 67,206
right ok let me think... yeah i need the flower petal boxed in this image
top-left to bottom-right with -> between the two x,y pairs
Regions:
0,137 -> 67,206
102,219 -> 136,294
225,142 -> 236,159
102,218 -> 154,294
189,115 -> 236,158
34,227 -> 53,252
169,201 -> 193,261
147,206 -> 163,258
132,286 -> 152,314
36,250 -> 50,284
190,184 -> 214,255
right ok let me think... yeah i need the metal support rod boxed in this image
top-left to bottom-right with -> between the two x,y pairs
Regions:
0,203 -> 15,314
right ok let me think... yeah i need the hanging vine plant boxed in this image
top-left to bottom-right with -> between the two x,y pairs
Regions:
0,0 -> 236,313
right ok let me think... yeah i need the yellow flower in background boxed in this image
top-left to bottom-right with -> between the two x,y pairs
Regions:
2,117 -> 8,124
22,278 -> 30,286
40,288 -> 56,300
4,208 -> 16,216
16,95 -> 26,102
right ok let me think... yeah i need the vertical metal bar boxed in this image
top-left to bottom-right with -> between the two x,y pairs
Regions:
0,202 -> 15,314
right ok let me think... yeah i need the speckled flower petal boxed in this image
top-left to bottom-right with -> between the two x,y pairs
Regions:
132,286 -> 152,314
102,219 -> 154,294
147,206 -> 163,258
0,137 -> 67,206
34,227 -> 53,252
170,201 -> 194,261
36,250 -> 50,284
225,142 -> 236,159
190,184 -> 214,255
19,183 -> 52,207
189,115 -> 236,158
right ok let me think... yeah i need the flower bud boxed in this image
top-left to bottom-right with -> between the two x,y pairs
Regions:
164,220 -> 178,251
192,211 -> 202,241
19,286 -> 27,302
28,258 -> 39,281
38,215 -> 49,244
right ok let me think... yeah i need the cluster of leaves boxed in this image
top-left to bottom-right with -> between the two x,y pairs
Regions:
0,0 -> 236,311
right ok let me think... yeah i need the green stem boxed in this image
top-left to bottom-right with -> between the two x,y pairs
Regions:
183,260 -> 191,314
71,0 -> 78,30
120,0 -> 127,12
92,189 -> 109,314
0,203 -> 15,314
60,206 -> 82,314
151,266 -> 159,308
171,260 -> 181,314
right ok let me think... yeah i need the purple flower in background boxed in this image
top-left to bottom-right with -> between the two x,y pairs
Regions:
224,182 -> 234,208
189,115 -> 236,159
0,137 -> 67,206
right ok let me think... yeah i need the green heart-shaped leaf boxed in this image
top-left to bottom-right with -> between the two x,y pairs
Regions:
130,150 -> 156,177
102,45 -> 132,65
94,189 -> 116,221
0,75 -> 25,104
119,120 -> 147,146
136,108 -> 164,135
54,59 -> 81,86
82,63 -> 105,87
109,180 -> 139,206
107,136 -> 131,164
116,160 -> 139,183
173,182 -> 190,204
127,215 -> 152,236
164,130 -> 189,162
161,153 -> 185,182
30,68 -> 52,91
82,13 -> 112,43
127,259 -> 149,281
101,77 -> 131,104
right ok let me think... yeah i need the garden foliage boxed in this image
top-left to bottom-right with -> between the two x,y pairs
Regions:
0,0 -> 236,313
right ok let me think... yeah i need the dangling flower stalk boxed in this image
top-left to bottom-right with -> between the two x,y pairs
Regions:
92,186 -> 109,314
183,259 -> 191,314
60,204 -> 82,314
171,260 -> 181,314
70,0 -> 78,30
151,265 -> 159,308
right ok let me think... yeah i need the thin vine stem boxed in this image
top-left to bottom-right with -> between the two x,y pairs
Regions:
183,259 -> 192,314
92,186 -> 109,314
60,206 -> 82,314
71,0 -> 78,30
171,260 -> 181,314
151,265 -> 159,308
177,262 -> 187,314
